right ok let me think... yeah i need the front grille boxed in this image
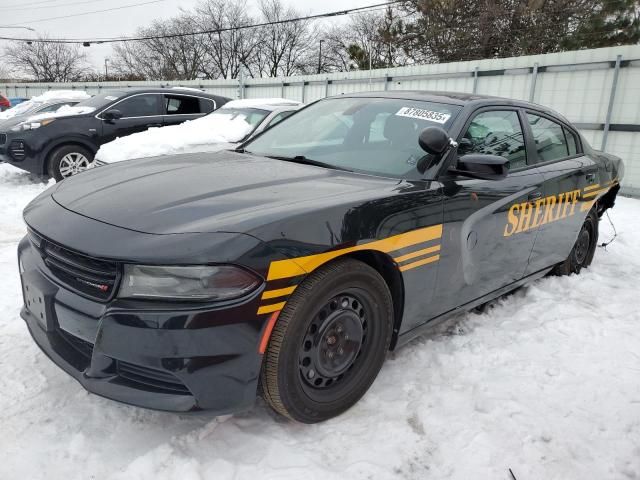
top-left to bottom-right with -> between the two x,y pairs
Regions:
29,229 -> 119,301
58,329 -> 94,361
0,133 -> 6,145
117,361 -> 190,394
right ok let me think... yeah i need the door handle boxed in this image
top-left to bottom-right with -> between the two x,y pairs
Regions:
528,191 -> 542,200
585,173 -> 596,183
146,123 -> 162,128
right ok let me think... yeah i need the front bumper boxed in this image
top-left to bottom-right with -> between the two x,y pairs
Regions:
0,136 -> 43,174
18,237 -> 267,414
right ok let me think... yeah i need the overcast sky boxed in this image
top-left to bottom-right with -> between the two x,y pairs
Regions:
0,0 -> 367,72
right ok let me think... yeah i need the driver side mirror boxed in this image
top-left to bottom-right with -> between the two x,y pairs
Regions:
449,154 -> 509,181
103,109 -> 122,121
418,126 -> 455,155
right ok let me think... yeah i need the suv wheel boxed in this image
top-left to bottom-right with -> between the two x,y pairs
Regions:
48,145 -> 94,181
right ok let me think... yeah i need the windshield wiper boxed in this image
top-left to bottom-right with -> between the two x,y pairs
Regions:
264,155 -> 352,172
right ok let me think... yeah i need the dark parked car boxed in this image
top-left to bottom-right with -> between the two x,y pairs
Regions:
19,92 -> 623,423
0,88 -> 229,180
0,93 -> 10,111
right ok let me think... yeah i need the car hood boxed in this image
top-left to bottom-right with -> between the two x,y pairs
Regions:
51,151 -> 398,235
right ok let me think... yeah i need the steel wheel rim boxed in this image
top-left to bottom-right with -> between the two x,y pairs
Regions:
574,223 -> 591,265
59,152 -> 90,178
299,293 -> 367,391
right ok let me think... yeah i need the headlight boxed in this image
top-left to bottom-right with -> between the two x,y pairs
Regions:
11,118 -> 55,132
118,265 -> 261,301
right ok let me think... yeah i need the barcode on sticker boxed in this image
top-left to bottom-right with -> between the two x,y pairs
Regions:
396,107 -> 451,124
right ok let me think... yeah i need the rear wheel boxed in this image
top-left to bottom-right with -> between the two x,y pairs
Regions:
553,209 -> 599,275
261,258 -> 393,423
48,145 -> 94,182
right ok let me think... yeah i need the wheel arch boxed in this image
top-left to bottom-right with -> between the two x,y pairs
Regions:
340,250 -> 405,350
43,138 -> 98,175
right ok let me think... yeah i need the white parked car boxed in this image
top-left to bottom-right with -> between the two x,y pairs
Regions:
95,98 -> 302,165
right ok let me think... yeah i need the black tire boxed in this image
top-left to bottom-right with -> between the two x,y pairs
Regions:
47,145 -> 94,182
553,208 -> 599,275
261,258 -> 393,423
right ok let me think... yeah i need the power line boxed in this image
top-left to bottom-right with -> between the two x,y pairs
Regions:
3,0 -> 171,27
0,0 -> 106,12
1,0 -> 59,8
0,0 -> 405,44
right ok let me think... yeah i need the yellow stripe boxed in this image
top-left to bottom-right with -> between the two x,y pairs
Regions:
583,184 -> 600,192
582,187 -> 609,199
261,286 -> 296,300
394,245 -> 441,263
399,254 -> 440,272
266,224 -> 443,281
257,302 -> 286,315
580,199 -> 596,212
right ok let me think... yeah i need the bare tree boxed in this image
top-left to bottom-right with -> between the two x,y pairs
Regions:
321,11 -> 409,72
195,0 -> 261,79
111,14 -> 208,81
255,0 -> 318,77
3,36 -> 89,82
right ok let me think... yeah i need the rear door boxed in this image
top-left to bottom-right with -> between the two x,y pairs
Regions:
162,94 -> 209,127
99,93 -> 163,145
523,112 -> 598,272
432,107 -> 545,314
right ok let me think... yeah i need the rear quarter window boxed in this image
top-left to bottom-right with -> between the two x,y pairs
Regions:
164,95 -> 202,115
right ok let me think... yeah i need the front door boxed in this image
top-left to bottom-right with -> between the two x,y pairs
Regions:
99,93 -> 164,145
432,108 -> 545,315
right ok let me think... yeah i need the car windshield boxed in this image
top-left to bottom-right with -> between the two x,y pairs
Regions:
211,107 -> 270,140
75,92 -> 123,109
244,97 -> 461,178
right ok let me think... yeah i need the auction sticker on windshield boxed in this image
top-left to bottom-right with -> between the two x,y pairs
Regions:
395,107 -> 451,124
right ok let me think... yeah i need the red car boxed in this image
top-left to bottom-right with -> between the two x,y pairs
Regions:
0,93 -> 11,111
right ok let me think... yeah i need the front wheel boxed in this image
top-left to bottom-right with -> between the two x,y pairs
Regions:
553,209 -> 599,275
48,145 -> 94,182
261,258 -> 393,423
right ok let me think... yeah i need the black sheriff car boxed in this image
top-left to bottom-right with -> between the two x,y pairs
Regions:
18,92 -> 623,423
0,87 -> 229,181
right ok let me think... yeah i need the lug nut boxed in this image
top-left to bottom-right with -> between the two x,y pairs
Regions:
308,370 -> 315,379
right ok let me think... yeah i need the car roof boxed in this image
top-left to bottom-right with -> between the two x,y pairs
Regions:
334,90 -> 566,120
102,87 -> 228,100
221,98 -> 302,112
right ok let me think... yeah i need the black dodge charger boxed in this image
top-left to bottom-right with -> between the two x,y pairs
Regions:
18,92 -> 623,423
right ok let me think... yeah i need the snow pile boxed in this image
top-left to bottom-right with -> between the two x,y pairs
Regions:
25,105 -> 96,123
30,90 -> 91,103
0,90 -> 90,120
95,114 -> 253,164
0,161 -> 638,479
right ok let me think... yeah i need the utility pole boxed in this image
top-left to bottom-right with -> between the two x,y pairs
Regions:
104,58 -> 109,81
317,39 -> 324,74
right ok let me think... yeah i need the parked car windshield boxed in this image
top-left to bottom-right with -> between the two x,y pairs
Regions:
211,107 -> 270,141
244,97 -> 461,178
75,92 -> 124,109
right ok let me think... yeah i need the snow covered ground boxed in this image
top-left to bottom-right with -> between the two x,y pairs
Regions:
0,162 -> 638,480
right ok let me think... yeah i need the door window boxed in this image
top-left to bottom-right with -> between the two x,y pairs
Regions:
165,95 -> 201,115
116,95 -> 160,117
526,113 -> 573,162
564,127 -> 579,156
460,110 -> 527,170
